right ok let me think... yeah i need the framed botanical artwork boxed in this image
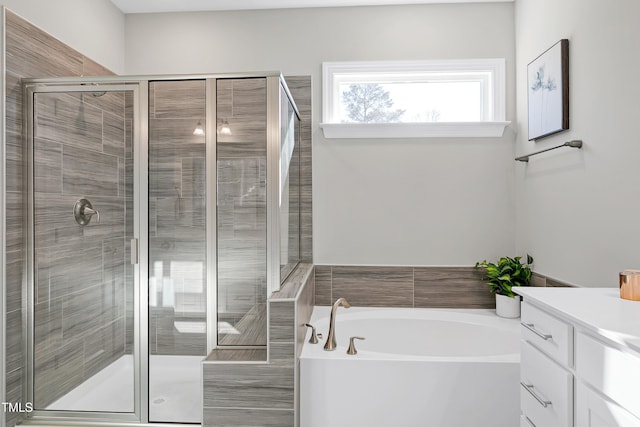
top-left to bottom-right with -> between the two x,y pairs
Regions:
527,39 -> 569,141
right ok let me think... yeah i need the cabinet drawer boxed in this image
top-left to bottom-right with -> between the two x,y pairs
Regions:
576,381 -> 640,427
521,302 -> 573,366
576,333 -> 640,420
520,340 -> 573,427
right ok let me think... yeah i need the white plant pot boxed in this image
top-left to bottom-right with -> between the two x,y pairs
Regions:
495,294 -> 521,318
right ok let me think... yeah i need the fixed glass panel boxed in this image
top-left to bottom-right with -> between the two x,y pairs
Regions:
32,89 -> 135,413
216,77 -> 268,346
148,80 -> 206,423
279,86 -> 301,282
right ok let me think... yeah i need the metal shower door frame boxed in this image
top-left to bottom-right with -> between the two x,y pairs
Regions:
23,80 -> 150,425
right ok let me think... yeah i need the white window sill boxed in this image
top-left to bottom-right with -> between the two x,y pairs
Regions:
319,121 -> 511,139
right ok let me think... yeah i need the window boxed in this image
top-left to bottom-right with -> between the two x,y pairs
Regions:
321,59 -> 509,138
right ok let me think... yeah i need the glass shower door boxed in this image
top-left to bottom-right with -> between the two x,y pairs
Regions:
147,79 -> 206,423
29,86 -> 136,414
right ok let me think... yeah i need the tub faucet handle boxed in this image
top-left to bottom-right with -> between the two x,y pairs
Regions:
347,336 -> 365,355
304,323 -> 322,344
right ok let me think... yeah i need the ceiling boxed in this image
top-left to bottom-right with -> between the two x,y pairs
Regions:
110,0 -> 512,14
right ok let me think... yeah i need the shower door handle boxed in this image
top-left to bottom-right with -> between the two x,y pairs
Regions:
131,238 -> 139,265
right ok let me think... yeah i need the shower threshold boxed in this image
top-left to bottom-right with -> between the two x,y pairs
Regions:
46,354 -> 203,423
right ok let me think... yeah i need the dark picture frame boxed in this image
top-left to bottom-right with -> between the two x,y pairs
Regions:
527,39 -> 569,141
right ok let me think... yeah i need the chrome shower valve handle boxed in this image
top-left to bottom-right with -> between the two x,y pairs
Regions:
74,198 -> 101,225
83,206 -> 100,223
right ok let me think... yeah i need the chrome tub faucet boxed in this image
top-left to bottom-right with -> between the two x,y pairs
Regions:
324,297 -> 351,351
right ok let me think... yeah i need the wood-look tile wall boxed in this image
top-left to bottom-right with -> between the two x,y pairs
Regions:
314,266 -> 573,308
203,263 -> 314,427
4,10 -> 119,424
285,76 -> 313,263
314,266 -> 496,308
530,272 -> 573,288
280,93 -> 301,281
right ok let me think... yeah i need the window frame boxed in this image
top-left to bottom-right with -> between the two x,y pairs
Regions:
321,59 -> 510,138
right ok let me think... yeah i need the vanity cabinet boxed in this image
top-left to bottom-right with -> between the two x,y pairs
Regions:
516,288 -> 640,427
575,333 -> 640,426
576,382 -> 640,427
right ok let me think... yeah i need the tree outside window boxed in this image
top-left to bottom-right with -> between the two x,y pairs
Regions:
341,83 -> 405,123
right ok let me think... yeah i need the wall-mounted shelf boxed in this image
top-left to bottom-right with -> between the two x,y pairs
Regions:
515,140 -> 583,162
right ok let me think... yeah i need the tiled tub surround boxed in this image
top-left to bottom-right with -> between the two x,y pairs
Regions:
4,9 -> 118,424
314,266 -> 573,308
315,266 -> 495,308
203,263 -> 314,427
530,272 -> 574,288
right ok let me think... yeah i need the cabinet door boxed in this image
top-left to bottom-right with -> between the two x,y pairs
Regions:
577,382 -> 640,427
576,332 -> 640,419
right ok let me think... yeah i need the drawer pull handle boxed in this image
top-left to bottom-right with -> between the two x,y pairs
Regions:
522,323 -> 553,340
521,382 -> 552,408
523,415 -> 537,427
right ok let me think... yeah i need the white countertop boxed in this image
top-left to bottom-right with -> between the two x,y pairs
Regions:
515,287 -> 640,354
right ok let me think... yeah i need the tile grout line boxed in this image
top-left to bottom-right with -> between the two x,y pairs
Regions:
412,267 -> 415,308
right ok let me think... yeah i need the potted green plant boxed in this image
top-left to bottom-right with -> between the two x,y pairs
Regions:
475,255 -> 533,318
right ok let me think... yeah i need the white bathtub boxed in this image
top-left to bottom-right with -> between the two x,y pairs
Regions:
300,306 -> 521,427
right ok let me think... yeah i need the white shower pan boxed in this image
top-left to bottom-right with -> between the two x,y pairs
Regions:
47,354 -> 203,423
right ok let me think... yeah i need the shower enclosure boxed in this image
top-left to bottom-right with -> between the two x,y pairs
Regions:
22,73 -> 301,425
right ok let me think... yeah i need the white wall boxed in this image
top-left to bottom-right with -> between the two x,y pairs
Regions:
125,3 -> 517,266
1,0 -> 125,73
515,0 -> 640,286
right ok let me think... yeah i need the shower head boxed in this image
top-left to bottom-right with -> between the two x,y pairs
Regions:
80,83 -> 106,97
